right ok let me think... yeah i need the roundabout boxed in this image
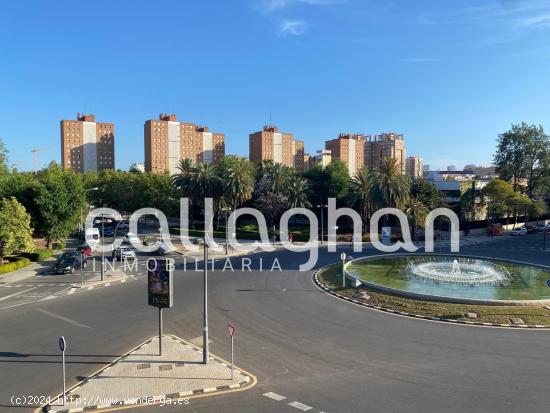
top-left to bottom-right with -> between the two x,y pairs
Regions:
345,254 -> 550,306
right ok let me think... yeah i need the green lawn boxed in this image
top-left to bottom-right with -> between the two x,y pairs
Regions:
318,264 -> 550,326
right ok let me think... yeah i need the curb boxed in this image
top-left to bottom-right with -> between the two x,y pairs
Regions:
312,267 -> 550,330
41,335 -> 255,413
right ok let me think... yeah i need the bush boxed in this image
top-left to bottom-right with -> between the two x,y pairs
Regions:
20,248 -> 53,262
0,257 -> 31,274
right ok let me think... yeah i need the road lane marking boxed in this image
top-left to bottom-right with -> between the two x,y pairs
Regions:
288,401 -> 313,411
263,392 -> 286,401
36,309 -> 92,329
68,288 -> 76,295
87,286 -> 94,290
0,287 -> 36,302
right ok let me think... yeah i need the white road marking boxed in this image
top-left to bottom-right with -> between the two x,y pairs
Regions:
105,283 -> 111,287
288,401 -> 313,411
263,392 -> 286,401
36,309 -> 92,329
68,288 -> 76,295
87,286 -> 94,290
0,287 -> 36,302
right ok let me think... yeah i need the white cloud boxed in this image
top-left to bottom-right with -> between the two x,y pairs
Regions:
261,0 -> 341,13
279,19 -> 307,36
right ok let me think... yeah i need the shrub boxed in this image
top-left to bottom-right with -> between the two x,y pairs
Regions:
20,248 -> 53,262
0,257 -> 31,274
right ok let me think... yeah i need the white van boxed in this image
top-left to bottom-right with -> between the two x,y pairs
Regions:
85,228 -> 101,250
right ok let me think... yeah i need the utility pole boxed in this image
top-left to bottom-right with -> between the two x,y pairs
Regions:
101,213 -> 105,282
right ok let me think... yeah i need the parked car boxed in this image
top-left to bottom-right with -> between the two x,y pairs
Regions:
54,255 -> 87,274
534,224 -> 550,231
55,250 -> 79,264
123,232 -> 141,245
112,246 -> 136,261
510,227 -> 528,236
76,243 -> 93,257
524,225 -> 538,234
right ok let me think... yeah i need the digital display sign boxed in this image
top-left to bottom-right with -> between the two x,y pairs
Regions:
147,259 -> 173,308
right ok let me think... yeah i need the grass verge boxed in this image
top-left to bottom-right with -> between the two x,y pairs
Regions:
318,264 -> 550,326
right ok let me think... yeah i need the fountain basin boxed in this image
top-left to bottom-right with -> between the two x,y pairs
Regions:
346,254 -> 550,306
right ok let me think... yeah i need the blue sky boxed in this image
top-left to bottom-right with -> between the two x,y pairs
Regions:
1,0 -> 550,171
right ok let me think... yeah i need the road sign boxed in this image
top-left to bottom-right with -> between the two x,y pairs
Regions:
58,336 -> 66,352
227,324 -> 236,337
546,279 -> 550,288
148,259 -> 173,308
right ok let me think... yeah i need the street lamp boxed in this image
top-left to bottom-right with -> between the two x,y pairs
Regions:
201,236 -> 209,364
341,252 -> 346,288
316,204 -> 327,244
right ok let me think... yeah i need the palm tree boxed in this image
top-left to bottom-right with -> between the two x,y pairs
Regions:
264,162 -> 291,195
172,158 -> 195,199
347,167 -> 371,233
192,163 -> 223,203
225,163 -> 255,210
367,158 -> 411,210
406,197 -> 429,241
287,176 -> 311,209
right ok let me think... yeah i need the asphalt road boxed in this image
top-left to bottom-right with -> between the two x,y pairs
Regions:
1,233 -> 550,413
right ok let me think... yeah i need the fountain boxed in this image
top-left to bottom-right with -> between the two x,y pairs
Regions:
345,254 -> 550,304
405,257 -> 511,286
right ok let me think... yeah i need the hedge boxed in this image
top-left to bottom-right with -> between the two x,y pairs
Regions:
20,248 -> 54,262
0,257 -> 31,275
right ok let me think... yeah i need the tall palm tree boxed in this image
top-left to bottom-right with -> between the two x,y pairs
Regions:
406,196 -> 429,241
287,175 -> 311,209
192,163 -> 223,203
172,158 -> 195,199
264,162 -> 291,195
347,167 -> 371,233
225,163 -> 255,210
368,157 -> 411,210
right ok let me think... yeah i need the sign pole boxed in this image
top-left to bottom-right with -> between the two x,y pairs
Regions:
159,307 -> 162,356
58,336 -> 66,406
231,335 -> 234,380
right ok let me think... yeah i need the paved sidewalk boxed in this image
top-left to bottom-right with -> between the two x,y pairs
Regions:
45,335 -> 253,413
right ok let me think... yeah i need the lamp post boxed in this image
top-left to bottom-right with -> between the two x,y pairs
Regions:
341,252 -> 346,288
202,237 -> 209,364
317,204 -> 327,244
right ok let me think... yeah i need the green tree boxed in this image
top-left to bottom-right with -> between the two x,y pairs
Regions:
368,157 -> 411,210
0,197 -> 34,263
302,164 -> 330,207
480,179 -> 515,224
406,197 -> 429,241
493,122 -> 550,196
411,178 -> 442,210
217,156 -> 255,210
34,163 -> 86,247
287,175 -> 311,209
325,160 -> 350,200
347,167 -> 371,233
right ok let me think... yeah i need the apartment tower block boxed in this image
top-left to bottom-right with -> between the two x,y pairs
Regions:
60,113 -> 115,172
324,133 -> 365,176
249,125 -> 305,169
144,114 -> 225,174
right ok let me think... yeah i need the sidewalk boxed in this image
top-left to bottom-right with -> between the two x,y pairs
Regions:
45,335 -> 254,413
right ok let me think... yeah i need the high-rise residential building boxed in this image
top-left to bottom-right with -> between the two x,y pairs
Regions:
60,113 -> 115,172
406,156 -> 423,179
309,149 -> 332,168
144,114 -> 225,174
324,133 -> 365,176
249,125 -> 305,169
364,132 -> 406,174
